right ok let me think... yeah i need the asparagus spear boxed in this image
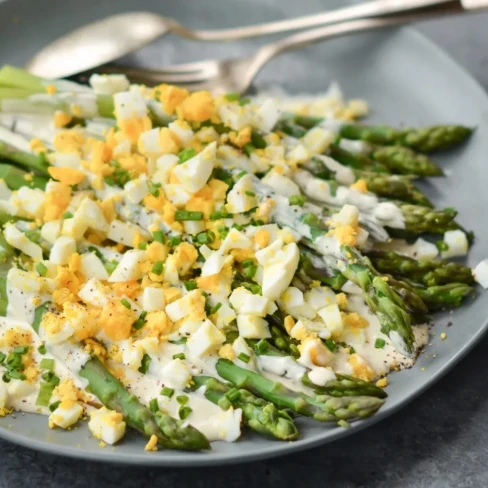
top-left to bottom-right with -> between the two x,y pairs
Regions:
339,124 -> 473,152
366,250 -> 475,287
328,143 -> 389,173
252,339 -> 388,399
191,376 -> 299,441
370,146 -> 443,176
304,157 -> 432,207
292,168 -> 457,236
248,174 -> 416,357
0,163 -> 49,190
80,357 -> 210,451
216,359 -> 384,422
0,141 -> 49,175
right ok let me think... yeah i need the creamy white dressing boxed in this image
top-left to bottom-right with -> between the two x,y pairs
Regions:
258,355 -> 306,381
338,138 -> 367,154
314,154 -> 355,185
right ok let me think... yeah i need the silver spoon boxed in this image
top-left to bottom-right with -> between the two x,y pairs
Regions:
26,0 -> 450,79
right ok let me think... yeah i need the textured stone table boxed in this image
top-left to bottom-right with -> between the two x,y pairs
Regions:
0,2 -> 488,487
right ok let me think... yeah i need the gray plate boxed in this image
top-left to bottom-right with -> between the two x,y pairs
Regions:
0,0 -> 487,467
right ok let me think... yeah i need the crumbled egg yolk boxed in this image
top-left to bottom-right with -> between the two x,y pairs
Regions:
99,298 -> 137,341
144,434 -> 159,452
53,111 -> 73,128
176,91 -> 216,122
48,166 -> 86,186
155,84 -> 189,115
348,354 -> 376,382
218,344 -> 236,360
350,179 -> 368,193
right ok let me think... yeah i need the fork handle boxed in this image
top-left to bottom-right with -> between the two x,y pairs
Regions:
250,1 -> 468,72
187,0 -> 454,41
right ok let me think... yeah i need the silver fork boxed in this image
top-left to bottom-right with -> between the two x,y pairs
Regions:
100,0 -> 486,93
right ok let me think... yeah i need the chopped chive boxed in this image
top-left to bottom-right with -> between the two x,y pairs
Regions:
63,211 -> 73,219
242,259 -> 254,268
225,92 -> 240,102
237,352 -> 250,364
13,345 -> 28,354
178,148 -> 196,164
243,264 -> 257,278
217,225 -> 229,239
217,396 -> 232,410
172,353 -> 186,360
196,231 -> 216,245
36,262 -> 48,277
176,395 -> 189,406
375,338 -> 386,349
41,371 -> 60,386
120,298 -> 131,309
239,97 -> 250,106
37,344 -> 47,355
152,230 -> 165,244
138,354 -> 152,374
1,372 -> 10,383
36,382 -> 55,407
49,400 -> 61,412
179,406 -> 192,420
175,210 -> 204,221
250,131 -> 267,149
147,181 -> 161,197
138,242 -> 148,250
210,303 -> 222,315
184,280 -> 198,291
436,240 -> 449,252
170,337 -> 188,345
168,236 -> 182,247
289,195 -> 307,207
160,387 -> 174,398
245,190 -> 255,197
40,358 -> 55,370
151,261 -> 164,275
225,388 -> 241,402
149,398 -> 159,413
8,370 -> 26,380
325,339 -> 337,352
243,143 -> 255,157
209,210 -> 231,221
0,352 -> 5,364
133,310 -> 147,330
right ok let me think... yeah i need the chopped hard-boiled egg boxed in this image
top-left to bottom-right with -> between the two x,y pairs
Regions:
172,142 -> 216,193
4,223 -> 43,259
80,252 -> 109,280
143,287 -> 165,311
89,74 -> 130,95
108,249 -> 146,282
473,259 -> 488,289
317,304 -> 343,336
187,319 -> 225,357
160,359 -> 192,389
441,230 -> 469,259
88,406 -> 127,445
226,174 -> 257,213
50,236 -> 77,265
49,402 -> 84,429
229,287 -> 270,317
236,314 -> 271,339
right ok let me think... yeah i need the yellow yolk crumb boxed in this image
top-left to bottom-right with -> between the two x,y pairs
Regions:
173,242 -> 198,275
55,379 -> 80,409
53,287 -> 78,306
48,166 -> 86,186
118,117 -> 152,145
43,182 -> 71,221
229,126 -> 252,148
230,249 -> 255,263
45,84 -> 57,95
342,312 -> 369,329
84,339 -> 107,359
218,344 -> 236,360
336,293 -> 348,310
177,91 -> 215,122
146,241 -> 168,263
348,354 -> 376,382
376,378 -> 388,388
163,287 -> 182,304
53,111 -> 73,128
118,153 -> 147,176
99,198 -> 118,223
144,434 -> 158,452
208,179 -> 229,200
144,311 -> 169,338
29,138 -> 47,154
112,281 -> 141,299
107,344 -> 123,363
440,332 -> 447,340
159,127 -> 181,154
156,84 -> 189,115
328,224 -> 357,246
0,408 -> 12,417
350,179 -> 368,193
53,130 -> 85,153
99,298 -> 137,341
254,229 -> 270,249
284,315 -> 295,335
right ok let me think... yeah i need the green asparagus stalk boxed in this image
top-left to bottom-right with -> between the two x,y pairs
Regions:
252,339 -> 388,400
79,357 -> 210,451
216,359 -> 384,422
0,163 -> 49,190
248,173 -> 416,357
370,146 -> 443,176
328,143 -> 389,173
339,124 -> 473,152
366,250 -> 475,287
304,158 -> 432,207
191,376 -> 299,441
0,142 -> 49,175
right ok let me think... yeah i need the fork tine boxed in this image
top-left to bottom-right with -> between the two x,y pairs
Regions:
104,59 -> 215,75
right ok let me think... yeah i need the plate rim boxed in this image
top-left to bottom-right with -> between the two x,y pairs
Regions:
0,23 -> 487,467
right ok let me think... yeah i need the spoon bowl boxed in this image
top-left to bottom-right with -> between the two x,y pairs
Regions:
25,12 -> 171,78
